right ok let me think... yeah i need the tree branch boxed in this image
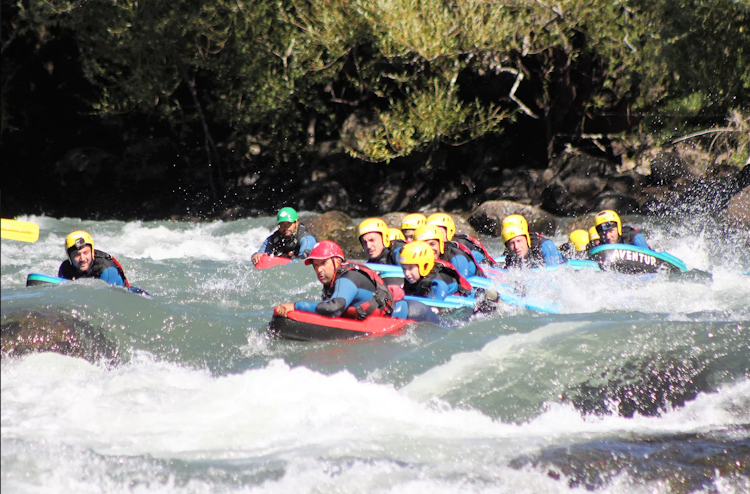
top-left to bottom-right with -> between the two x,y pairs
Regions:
670,127 -> 736,144
496,68 -> 539,119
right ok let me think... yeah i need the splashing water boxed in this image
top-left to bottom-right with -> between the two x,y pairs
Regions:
2,215 -> 749,493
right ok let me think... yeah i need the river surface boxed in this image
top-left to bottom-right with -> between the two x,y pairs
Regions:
2,214 -> 749,493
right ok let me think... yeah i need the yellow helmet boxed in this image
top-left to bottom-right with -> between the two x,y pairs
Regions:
65,230 -> 95,258
588,226 -> 600,242
569,229 -> 590,252
398,241 -> 435,277
413,224 -> 444,254
426,213 -> 456,240
401,213 -> 427,231
358,218 -> 391,247
501,214 -> 530,247
388,228 -> 405,243
594,210 -> 622,236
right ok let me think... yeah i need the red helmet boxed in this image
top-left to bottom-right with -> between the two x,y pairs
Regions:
304,241 -> 345,265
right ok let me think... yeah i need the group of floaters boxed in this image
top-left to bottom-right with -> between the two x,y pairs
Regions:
249,207 -> 659,338
16,207 -> 673,340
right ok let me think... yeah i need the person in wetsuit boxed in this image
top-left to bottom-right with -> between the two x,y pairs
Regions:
252,207 -> 316,264
274,241 -> 442,324
588,226 -> 601,250
58,230 -> 129,287
358,218 -> 405,265
413,224 -> 484,279
388,228 -> 406,244
501,214 -> 563,269
559,229 -> 590,261
400,213 -> 427,243
398,241 -> 474,301
426,212 -> 497,267
594,210 -> 649,248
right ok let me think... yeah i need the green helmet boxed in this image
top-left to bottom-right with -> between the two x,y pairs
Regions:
277,207 -> 299,224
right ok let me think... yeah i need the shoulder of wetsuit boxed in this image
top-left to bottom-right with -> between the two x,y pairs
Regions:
619,226 -> 641,243
92,250 -> 130,286
296,222 -> 314,238
58,260 -> 77,279
434,259 -> 472,294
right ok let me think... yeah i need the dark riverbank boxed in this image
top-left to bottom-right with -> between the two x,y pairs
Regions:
3,127 -> 748,229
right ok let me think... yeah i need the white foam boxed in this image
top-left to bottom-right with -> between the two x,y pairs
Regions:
1,216 -> 274,264
2,353 -> 747,493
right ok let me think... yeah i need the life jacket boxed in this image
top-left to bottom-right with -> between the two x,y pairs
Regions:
59,250 -> 131,288
445,241 -> 487,277
408,259 -> 473,297
267,222 -> 312,258
454,233 -> 498,266
619,226 -> 648,248
504,232 -> 548,269
322,262 -> 394,319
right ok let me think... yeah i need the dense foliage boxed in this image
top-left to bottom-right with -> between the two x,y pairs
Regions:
2,0 -> 748,216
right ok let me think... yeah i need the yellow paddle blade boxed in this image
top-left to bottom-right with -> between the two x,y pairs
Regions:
1,218 -> 40,243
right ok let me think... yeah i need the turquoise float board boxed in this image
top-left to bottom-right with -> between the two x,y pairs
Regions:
27,273 -> 67,285
26,273 -> 149,295
366,263 -> 559,313
589,244 -> 687,272
403,295 -> 474,309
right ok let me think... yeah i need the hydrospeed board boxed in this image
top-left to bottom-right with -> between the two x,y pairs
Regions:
589,244 -> 687,274
26,273 -> 150,295
365,263 -> 560,314
269,310 -> 414,341
253,254 -> 293,269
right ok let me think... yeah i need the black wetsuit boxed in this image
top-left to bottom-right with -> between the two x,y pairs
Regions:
504,233 -> 564,269
367,239 -> 406,265
58,250 -> 127,286
260,223 -> 316,259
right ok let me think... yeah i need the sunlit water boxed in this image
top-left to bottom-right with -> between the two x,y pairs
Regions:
2,214 -> 749,493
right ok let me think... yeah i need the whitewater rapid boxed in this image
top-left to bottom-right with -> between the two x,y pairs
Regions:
2,214 -> 749,493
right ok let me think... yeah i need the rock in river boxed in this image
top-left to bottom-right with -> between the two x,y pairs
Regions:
1,309 -> 119,366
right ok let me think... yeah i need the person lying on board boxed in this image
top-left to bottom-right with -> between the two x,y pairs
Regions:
588,226 -> 601,251
400,213 -> 427,243
398,241 -> 474,301
413,224 -> 485,279
501,214 -> 563,269
58,230 -> 130,287
593,210 -> 649,249
426,213 -> 498,267
559,229 -> 590,261
251,207 -> 316,264
358,218 -> 405,265
388,227 -> 406,243
274,241 -> 442,324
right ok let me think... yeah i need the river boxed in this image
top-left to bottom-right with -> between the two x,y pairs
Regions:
2,214 -> 749,493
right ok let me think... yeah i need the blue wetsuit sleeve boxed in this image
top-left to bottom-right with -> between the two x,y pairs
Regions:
632,234 -> 649,249
449,255 -> 474,278
297,235 -> 316,259
294,277 -> 358,317
255,234 -> 273,256
99,266 -> 124,286
541,240 -> 563,266
430,279 -> 453,301
58,263 -> 68,279
396,299 -> 444,325
392,300 -> 409,319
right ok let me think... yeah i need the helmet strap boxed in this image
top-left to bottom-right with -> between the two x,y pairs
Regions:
328,257 -> 341,287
